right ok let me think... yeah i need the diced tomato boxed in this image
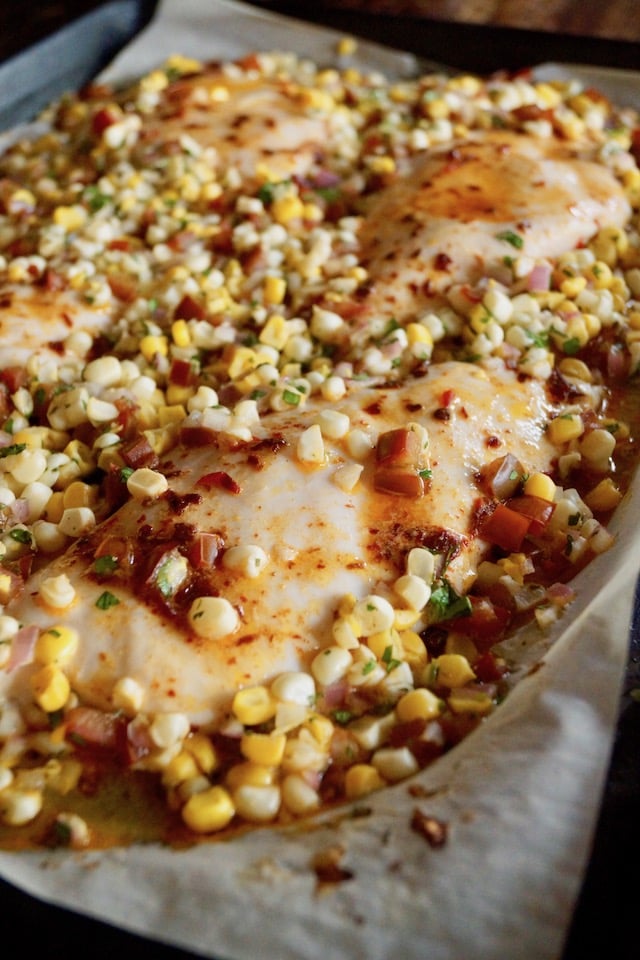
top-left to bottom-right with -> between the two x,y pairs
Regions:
479,502 -> 532,552
374,467 -> 425,497
507,495 -> 556,537
91,106 -> 120,136
453,596 -> 511,645
376,427 -> 422,468
122,434 -> 159,470
174,293 -> 206,321
0,366 -> 29,393
169,357 -> 197,387
187,532 -> 223,568
473,651 -> 508,683
478,452 -> 524,499
197,471 -> 241,494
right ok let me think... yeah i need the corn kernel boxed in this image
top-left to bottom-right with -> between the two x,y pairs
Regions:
35,625 -> 78,664
162,751 -> 200,788
0,788 -> 43,826
181,785 -> 235,833
53,205 -> 87,232
31,663 -> 70,712
232,685 -> 277,726
271,194 -> 304,224
371,746 -> 419,782
126,467 -> 169,500
240,731 -> 286,766
63,480 -> 97,510
38,574 -> 76,611
187,595 -> 239,639
263,275 -> 287,306
523,471 -> 556,502
225,761 -> 276,791
583,478 -> 623,512
431,653 -> 476,688
396,687 -> 442,722
232,783 -> 281,822
303,713 -> 334,748
344,763 -> 386,800
547,413 -> 584,445
448,688 -> 494,715
139,334 -> 168,361
399,630 -> 429,671
171,319 -> 191,347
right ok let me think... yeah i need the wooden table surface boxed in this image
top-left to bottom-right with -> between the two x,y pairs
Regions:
0,0 -> 638,65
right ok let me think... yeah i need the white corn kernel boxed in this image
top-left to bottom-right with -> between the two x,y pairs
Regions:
270,671 -> 316,706
126,467 -> 169,500
353,595 -> 395,636
58,507 -> 96,537
232,784 -> 281,823
331,463 -> 363,493
406,547 -> 436,582
296,423 -> 325,465
0,788 -> 43,826
188,596 -> 239,639
372,746 -> 419,782
317,408 -> 351,439
86,396 -> 119,425
311,645 -> 353,686
394,574 -> 431,611
281,774 -> 320,815
39,573 -> 76,610
112,676 -> 145,714
149,712 -> 190,749
222,544 -> 269,579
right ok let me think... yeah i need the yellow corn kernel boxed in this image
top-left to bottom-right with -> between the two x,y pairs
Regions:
424,97 -> 449,119
263,275 -> 287,306
225,761 -> 276,791
394,607 -> 420,631
303,713 -> 334,748
582,313 -> 601,338
140,69 -> 169,93
162,751 -> 200,788
302,202 -> 323,223
227,346 -> 258,380
523,471 -> 556,502
259,314 -> 289,350
591,226 -> 628,266
337,35 -> 357,56
588,261 -> 613,289
559,275 -> 587,298
63,439 -> 95,477
344,763 -> 386,800
583,478 -> 623,512
181,785 -> 235,833
367,629 -> 402,663
367,155 -> 396,176
398,630 -> 428,671
43,491 -> 65,523
232,685 -> 277,726
164,54 -> 202,75
35,625 -> 79,665
396,687 -> 442,722
157,404 -> 187,426
62,481 -> 97,510
139,335 -> 168,361
547,413 -> 584,445
183,733 -> 218,775
448,688 -> 494,716
563,315 -> 590,348
444,633 -> 478,662
299,87 -> 335,111
558,357 -> 593,382
53,204 -> 87,232
406,323 -> 434,346
240,732 -> 286,766
271,194 -> 304,224
431,653 -> 476,688
165,384 -> 194,406
31,664 -> 70,712
171,319 -> 191,347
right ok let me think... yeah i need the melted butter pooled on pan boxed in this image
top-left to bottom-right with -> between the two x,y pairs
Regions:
357,130 -> 631,320
4,363 -> 555,727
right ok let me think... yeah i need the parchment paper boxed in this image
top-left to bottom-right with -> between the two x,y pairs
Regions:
1,3 -> 639,959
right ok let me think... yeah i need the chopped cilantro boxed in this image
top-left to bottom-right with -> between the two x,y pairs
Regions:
94,555 -> 119,575
562,337 -> 581,356
96,590 -> 120,610
9,528 -> 31,545
0,443 -> 27,460
428,581 -> 472,623
496,229 -> 524,249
